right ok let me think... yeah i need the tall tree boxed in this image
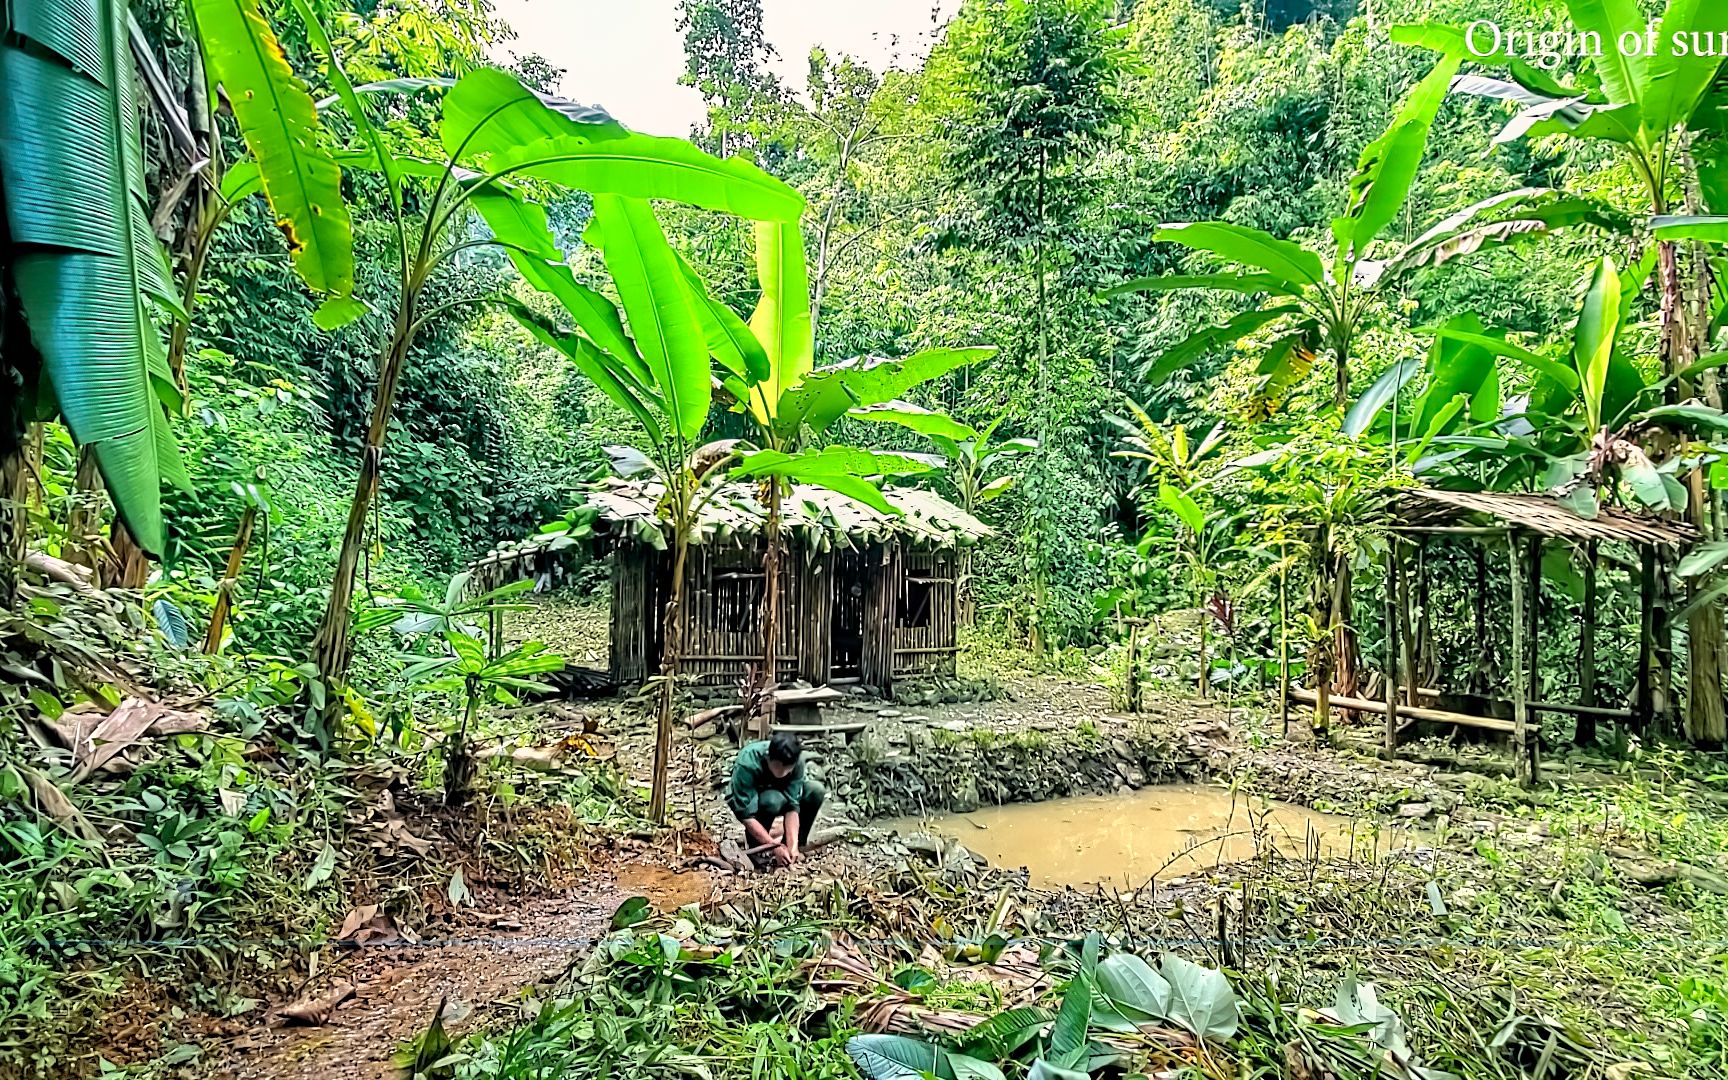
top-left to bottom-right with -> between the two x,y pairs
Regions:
924,0 -> 1132,653
676,0 -> 794,162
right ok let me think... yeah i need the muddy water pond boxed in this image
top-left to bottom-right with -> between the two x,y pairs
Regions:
887,783 -> 1425,889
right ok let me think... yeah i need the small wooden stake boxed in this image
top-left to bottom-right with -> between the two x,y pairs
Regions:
1279,562 -> 1290,736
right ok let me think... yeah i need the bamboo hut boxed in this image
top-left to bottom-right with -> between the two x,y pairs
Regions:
583,479 -> 990,692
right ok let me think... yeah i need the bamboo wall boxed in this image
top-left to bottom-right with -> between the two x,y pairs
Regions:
893,549 -> 959,678
609,546 -> 655,684
609,539 -> 960,691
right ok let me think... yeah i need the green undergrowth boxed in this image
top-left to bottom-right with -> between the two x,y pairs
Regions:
0,577 -> 644,1077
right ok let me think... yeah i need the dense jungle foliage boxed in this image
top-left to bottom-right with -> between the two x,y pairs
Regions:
11,0 -> 1728,1074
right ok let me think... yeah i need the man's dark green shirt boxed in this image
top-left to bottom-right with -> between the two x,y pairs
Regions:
728,740 -> 804,822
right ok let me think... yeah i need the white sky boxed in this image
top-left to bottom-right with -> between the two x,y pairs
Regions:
489,0 -> 959,136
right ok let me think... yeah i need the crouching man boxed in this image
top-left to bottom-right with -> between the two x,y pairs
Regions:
727,731 -> 825,868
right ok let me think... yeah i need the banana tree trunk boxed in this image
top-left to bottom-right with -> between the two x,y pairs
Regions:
1660,238 -> 1727,747
0,422 -> 24,609
1331,557 -> 1360,700
651,527 -> 691,824
64,447 -> 104,577
204,504 -> 257,653
754,477 -> 782,739
311,303 -> 417,721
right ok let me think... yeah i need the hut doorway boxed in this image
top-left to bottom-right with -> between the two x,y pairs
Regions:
831,549 -> 869,680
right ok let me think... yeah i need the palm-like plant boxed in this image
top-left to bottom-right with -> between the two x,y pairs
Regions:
684,221 -> 992,731
1111,405 -> 1230,695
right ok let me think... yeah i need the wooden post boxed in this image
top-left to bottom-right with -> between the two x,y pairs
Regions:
1399,538 -> 1418,707
1383,543 -> 1400,760
1653,548 -> 1676,734
1637,546 -> 1656,732
1508,531 -> 1532,788
1278,562 -> 1290,736
1524,533 -> 1542,784
1576,540 -> 1599,747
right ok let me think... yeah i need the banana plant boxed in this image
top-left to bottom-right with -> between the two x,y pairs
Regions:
1106,29 -> 1607,412
680,217 -> 992,730
285,0 -> 806,728
509,195 -> 752,824
0,0 -> 190,562
1409,257 -> 1728,518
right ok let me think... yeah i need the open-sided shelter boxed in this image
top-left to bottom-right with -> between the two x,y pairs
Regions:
1288,486 -> 1696,785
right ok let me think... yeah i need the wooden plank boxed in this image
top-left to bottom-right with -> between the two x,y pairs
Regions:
769,687 -> 846,705
1289,688 -> 1517,733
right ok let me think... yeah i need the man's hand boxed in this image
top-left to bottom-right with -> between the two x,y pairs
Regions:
770,844 -> 794,867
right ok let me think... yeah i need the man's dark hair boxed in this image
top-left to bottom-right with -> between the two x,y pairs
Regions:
768,730 -> 802,765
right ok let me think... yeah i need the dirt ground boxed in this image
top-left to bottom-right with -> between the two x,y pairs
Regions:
186,671 -> 1591,1080
200,860 -> 717,1080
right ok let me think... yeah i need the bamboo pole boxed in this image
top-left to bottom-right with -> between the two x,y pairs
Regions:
1576,540 -> 1599,747
1288,688 -> 1515,732
1383,544 -> 1400,760
1509,531 -> 1532,788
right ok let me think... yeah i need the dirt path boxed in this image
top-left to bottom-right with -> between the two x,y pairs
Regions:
204,861 -> 724,1080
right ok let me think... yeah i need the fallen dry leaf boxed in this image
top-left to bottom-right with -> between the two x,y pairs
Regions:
68,697 -> 207,782
271,981 -> 355,1026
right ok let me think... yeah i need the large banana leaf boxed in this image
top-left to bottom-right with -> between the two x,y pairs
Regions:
747,219 -> 814,415
1407,315 -> 1501,439
1153,222 -> 1323,287
849,402 -> 979,440
0,0 -> 178,554
509,302 -> 664,443
192,0 -> 356,322
1643,0 -> 1728,136
1334,33 -> 1463,258
1140,306 -> 1300,386
589,196 -> 711,441
487,131 -> 805,222
776,347 -> 995,437
1575,256 -> 1621,433
1374,188 -> 1630,278
442,68 -> 622,160
1568,0 -> 1648,110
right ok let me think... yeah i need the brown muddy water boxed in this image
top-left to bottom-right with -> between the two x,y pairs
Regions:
886,783 -> 1426,889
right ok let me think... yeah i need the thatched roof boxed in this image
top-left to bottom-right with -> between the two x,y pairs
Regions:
585,478 -> 991,551
1394,487 -> 1696,548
